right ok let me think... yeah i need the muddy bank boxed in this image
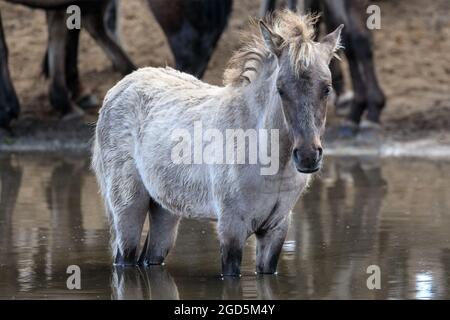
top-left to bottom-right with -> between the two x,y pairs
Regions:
0,118 -> 94,153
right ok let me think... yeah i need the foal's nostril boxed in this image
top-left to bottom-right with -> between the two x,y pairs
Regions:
293,148 -> 300,163
317,147 -> 323,158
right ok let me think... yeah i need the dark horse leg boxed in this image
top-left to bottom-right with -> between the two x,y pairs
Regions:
260,0 -> 276,17
321,0 -> 364,136
46,10 -> 80,117
44,1 -> 133,112
304,0 -> 349,116
64,28 -> 98,109
83,2 -> 135,75
64,29 -> 81,100
323,0 -> 385,132
319,1 -> 349,116
260,0 -> 298,17
346,1 -> 385,126
104,0 -> 120,43
148,0 -> 232,78
43,0 -> 121,110
43,27 -> 98,110
5,0 -> 132,121
0,12 -> 20,130
330,58 -> 345,99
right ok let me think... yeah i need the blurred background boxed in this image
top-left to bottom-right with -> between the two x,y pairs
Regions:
0,0 -> 448,144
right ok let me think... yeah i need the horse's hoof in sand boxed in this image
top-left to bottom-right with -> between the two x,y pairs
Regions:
357,120 -> 382,144
0,125 -> 14,138
76,94 -> 99,110
338,120 -> 358,138
61,104 -> 85,121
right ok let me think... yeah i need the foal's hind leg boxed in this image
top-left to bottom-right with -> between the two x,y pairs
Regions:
139,201 -> 180,266
255,215 -> 290,274
109,180 -> 149,266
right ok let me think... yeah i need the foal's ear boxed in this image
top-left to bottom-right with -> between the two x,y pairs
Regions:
321,24 -> 344,62
259,20 -> 284,56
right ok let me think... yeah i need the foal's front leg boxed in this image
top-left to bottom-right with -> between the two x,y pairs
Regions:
218,215 -> 249,277
255,215 -> 290,274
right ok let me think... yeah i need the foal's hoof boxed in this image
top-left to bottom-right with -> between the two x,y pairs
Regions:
256,265 -> 278,274
255,270 -> 278,275
114,248 -> 138,266
76,94 -> 99,110
138,257 -> 165,266
221,273 -> 241,278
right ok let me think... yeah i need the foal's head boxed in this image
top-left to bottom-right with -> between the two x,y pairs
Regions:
225,11 -> 343,173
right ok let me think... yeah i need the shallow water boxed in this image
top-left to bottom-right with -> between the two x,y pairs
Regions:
0,154 -> 450,299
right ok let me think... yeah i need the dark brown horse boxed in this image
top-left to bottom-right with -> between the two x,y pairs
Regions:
80,0 -> 233,79
43,0 -> 232,104
1,0 -> 232,130
307,0 -> 386,136
0,0 -> 136,131
71,0 -> 232,91
147,0 -> 232,78
263,0 -> 386,136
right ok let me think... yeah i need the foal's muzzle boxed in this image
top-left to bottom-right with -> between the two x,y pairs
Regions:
292,146 -> 323,174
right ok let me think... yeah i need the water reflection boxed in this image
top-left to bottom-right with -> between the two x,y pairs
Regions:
0,154 -> 449,299
112,266 -> 180,300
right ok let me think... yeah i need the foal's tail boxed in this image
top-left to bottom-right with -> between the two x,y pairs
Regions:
91,77 -> 138,255
91,119 -> 118,255
91,82 -> 117,252
91,129 -> 106,207
91,120 -> 111,212
91,74 -> 133,211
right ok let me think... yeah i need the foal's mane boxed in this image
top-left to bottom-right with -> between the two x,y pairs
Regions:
223,10 -> 319,86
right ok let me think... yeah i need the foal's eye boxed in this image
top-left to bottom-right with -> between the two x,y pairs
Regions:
277,87 -> 285,97
323,85 -> 333,98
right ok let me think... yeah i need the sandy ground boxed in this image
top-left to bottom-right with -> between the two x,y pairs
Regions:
0,0 -> 449,147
